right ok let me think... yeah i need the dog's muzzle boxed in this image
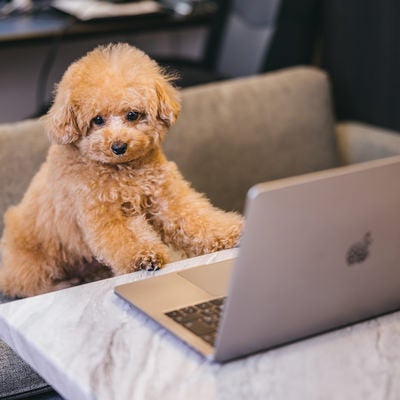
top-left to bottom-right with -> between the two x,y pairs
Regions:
111,141 -> 128,155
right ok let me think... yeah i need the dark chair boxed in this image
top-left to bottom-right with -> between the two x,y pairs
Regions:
158,0 -> 282,87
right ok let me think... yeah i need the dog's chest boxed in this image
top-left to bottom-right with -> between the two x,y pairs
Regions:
88,164 -> 166,215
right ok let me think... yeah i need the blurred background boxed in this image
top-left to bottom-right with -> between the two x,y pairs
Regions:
0,0 -> 399,132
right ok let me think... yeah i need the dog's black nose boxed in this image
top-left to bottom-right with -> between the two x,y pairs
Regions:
111,142 -> 128,155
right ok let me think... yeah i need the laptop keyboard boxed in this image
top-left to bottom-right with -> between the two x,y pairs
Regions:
165,297 -> 226,346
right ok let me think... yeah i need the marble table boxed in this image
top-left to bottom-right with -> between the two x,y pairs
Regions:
1,248 -> 400,400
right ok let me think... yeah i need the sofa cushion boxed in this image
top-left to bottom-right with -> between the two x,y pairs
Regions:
0,340 -> 53,400
0,118 -> 48,235
164,67 -> 340,212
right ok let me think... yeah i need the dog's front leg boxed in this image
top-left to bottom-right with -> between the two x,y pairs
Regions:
151,178 -> 243,257
78,203 -> 170,273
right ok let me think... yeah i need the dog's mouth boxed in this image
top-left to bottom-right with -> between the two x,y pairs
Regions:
106,145 -> 150,165
108,152 -> 137,164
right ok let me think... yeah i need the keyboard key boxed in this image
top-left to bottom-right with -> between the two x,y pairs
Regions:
201,309 -> 218,317
202,315 -> 219,325
165,310 -> 180,318
196,301 -> 213,310
181,306 -> 197,314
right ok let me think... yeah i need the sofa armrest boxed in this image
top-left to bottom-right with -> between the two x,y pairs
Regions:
336,121 -> 400,165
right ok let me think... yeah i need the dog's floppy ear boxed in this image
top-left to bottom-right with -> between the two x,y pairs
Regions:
44,87 -> 81,145
155,78 -> 181,127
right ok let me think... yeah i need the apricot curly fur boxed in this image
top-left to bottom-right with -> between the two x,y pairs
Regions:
0,43 -> 243,297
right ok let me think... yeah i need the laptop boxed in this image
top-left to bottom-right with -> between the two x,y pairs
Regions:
114,155 -> 400,362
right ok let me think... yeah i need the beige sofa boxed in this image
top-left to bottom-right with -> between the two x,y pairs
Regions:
1,67 -> 400,399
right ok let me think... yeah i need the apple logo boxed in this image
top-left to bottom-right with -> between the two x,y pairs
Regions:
346,232 -> 372,266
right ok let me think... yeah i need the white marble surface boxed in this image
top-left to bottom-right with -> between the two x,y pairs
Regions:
1,248 -> 400,400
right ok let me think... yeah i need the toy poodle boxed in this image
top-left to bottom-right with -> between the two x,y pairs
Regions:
0,43 -> 243,298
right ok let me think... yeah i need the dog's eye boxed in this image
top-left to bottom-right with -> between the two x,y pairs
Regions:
126,111 -> 140,122
92,116 -> 105,126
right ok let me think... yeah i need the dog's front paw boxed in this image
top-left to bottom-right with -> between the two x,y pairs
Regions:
222,229 -> 242,249
210,215 -> 243,251
211,230 -> 241,252
110,245 -> 170,275
183,214 -> 243,257
133,250 -> 169,272
137,254 -> 164,271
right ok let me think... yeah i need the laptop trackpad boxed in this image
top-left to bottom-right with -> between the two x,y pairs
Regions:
178,259 -> 233,297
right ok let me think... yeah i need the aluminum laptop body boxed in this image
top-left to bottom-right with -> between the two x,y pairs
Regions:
114,155 -> 400,362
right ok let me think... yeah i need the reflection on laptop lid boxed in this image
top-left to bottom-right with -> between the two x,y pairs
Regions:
115,155 -> 400,362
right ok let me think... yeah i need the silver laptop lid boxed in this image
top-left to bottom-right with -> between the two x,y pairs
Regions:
214,155 -> 400,361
